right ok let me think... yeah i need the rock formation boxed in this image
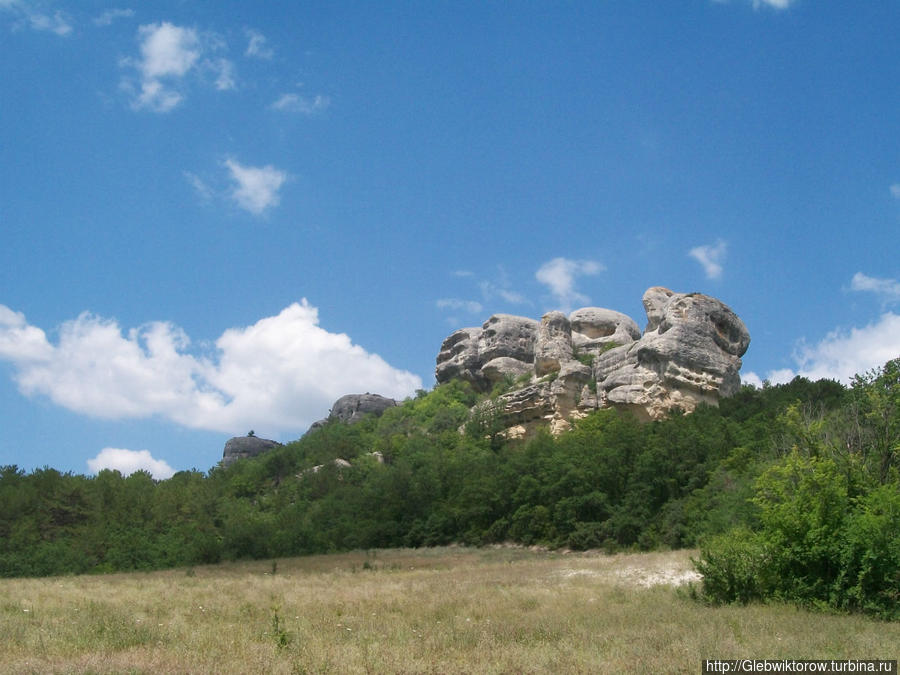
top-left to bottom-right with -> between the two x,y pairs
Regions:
223,394 -> 398,466
221,434 -> 282,467
306,393 -> 399,433
435,286 -> 749,436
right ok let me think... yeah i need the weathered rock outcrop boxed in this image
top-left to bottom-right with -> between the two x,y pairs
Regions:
306,393 -> 399,434
435,286 -> 749,436
221,435 -> 282,467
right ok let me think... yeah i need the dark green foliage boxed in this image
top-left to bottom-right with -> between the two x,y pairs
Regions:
1,358 -> 898,621
696,358 -> 900,619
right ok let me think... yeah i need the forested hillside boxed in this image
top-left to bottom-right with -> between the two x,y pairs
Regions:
2,359 -> 897,617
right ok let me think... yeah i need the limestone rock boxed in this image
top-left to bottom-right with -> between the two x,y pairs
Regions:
534,311 -> 574,376
330,393 -> 398,423
221,435 -> 282,467
479,314 -> 540,364
482,357 -> 532,383
435,285 -> 750,436
435,327 -> 483,386
569,307 -> 641,357
306,393 -> 399,434
596,288 -> 750,420
435,314 -> 539,391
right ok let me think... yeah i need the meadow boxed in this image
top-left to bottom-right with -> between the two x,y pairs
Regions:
2,547 -> 897,674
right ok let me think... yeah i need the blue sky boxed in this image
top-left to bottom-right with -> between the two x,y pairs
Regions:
1,0 -> 898,478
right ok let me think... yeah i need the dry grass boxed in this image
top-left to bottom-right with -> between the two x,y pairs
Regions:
1,547 -> 897,673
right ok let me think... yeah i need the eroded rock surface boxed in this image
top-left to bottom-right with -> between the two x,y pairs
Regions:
435,286 -> 749,436
221,435 -> 282,467
306,393 -> 399,435
329,393 -> 399,423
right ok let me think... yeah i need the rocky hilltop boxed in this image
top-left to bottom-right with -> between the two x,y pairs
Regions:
436,286 -> 749,437
306,393 -> 399,433
221,287 -> 748,464
221,435 -> 282,467
222,394 -> 398,465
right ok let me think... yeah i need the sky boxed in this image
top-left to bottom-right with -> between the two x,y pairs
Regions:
1,0 -> 898,479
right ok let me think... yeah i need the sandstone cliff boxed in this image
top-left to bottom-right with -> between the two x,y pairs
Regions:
436,286 -> 749,437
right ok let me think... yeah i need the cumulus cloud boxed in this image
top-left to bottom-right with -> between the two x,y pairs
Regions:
688,240 -> 727,280
93,8 -> 134,27
270,93 -> 331,114
850,272 -> 900,304
535,257 -> 603,312
743,312 -> 900,386
0,301 -> 422,436
891,184 -> 900,199
87,448 -> 175,480
224,158 -> 288,215
245,29 -> 273,59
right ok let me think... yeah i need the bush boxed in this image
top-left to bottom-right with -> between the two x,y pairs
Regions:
695,450 -> 900,618
694,528 -> 774,604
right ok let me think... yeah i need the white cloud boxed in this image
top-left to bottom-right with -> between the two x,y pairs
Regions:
753,0 -> 795,8
0,301 -> 422,436
211,58 -> 236,91
87,448 -> 175,480
271,93 -> 330,114
138,22 -> 199,80
28,9 -> 71,35
132,78 -> 183,113
891,184 -> 900,199
245,29 -> 273,59
535,257 -> 603,312
748,313 -> 900,386
850,272 -> 900,304
0,1 -> 72,35
224,158 -> 288,215
0,305 -> 53,362
688,240 -> 727,280
478,281 -> 528,306
93,8 -> 134,27
125,22 -> 235,111
183,171 -> 213,201
124,22 -> 199,112
741,371 -> 764,388
436,299 -> 484,314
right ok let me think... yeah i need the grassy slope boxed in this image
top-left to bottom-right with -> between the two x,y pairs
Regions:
2,548 -> 897,674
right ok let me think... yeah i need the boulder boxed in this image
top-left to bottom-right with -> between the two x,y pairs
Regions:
221,435 -> 282,467
306,393 -> 400,435
330,393 -> 398,423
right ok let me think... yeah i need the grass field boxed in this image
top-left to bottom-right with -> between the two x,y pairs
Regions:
1,547 -> 897,673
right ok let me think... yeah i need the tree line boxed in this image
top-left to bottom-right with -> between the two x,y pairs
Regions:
1,359 -> 897,618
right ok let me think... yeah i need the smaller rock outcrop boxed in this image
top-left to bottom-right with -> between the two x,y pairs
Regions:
221,435 -> 282,467
330,393 -> 398,423
306,393 -> 399,434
